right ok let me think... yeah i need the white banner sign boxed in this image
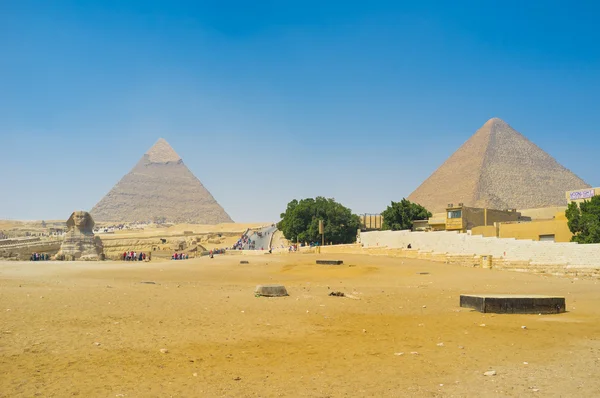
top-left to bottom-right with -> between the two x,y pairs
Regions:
570,189 -> 595,201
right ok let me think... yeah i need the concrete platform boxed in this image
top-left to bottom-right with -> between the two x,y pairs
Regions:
255,284 -> 288,297
316,260 -> 343,265
460,294 -> 566,314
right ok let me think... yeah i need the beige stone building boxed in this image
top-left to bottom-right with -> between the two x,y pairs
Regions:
445,204 -> 521,232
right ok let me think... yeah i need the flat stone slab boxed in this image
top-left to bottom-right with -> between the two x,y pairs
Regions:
316,260 -> 343,265
255,284 -> 288,297
460,294 -> 566,314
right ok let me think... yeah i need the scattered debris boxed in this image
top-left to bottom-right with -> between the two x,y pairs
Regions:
418,272 -> 430,275
240,261 -> 249,264
329,291 -> 345,297
160,348 -> 169,354
484,370 -> 497,376
394,352 -> 404,356
437,342 -> 445,347
233,376 -> 241,381
193,373 -> 198,377
521,326 -> 527,329
480,324 -> 486,327
140,281 -> 157,285
410,352 -> 419,355
93,342 -> 101,346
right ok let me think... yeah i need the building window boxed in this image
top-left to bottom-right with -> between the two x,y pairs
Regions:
447,210 -> 462,219
539,234 -> 555,242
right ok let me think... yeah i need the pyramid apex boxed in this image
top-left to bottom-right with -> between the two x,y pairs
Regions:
483,117 -> 507,126
145,138 -> 181,163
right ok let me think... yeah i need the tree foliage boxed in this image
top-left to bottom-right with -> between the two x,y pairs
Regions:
381,199 -> 432,231
277,197 -> 360,245
566,196 -> 600,244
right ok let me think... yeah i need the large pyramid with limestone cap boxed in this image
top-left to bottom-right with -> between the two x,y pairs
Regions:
408,118 -> 590,213
91,138 -> 233,224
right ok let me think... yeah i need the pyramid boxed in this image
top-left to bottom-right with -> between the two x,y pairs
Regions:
407,118 -> 590,213
91,138 -> 233,224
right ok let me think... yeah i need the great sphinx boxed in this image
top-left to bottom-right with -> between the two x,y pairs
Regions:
55,211 -> 104,261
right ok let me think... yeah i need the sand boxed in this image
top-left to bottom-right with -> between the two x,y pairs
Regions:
1,254 -> 599,397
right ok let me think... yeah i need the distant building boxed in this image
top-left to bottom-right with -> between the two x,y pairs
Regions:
410,204 -> 522,233
444,204 -> 521,233
472,211 -> 572,243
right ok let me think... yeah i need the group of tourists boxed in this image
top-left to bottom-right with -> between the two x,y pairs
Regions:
30,252 -> 50,261
122,251 -> 149,261
233,234 -> 251,250
172,253 -> 189,260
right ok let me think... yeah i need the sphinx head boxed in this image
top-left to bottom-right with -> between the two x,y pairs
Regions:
66,211 -> 95,233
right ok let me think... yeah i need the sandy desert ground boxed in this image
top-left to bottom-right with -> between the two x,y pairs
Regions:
1,254 -> 599,397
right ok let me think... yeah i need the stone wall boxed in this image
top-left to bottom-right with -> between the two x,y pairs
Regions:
0,241 -> 62,260
0,237 -> 42,247
359,230 -> 600,269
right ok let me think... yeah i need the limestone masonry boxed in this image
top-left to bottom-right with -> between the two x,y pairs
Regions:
408,118 -> 590,213
91,138 -> 233,224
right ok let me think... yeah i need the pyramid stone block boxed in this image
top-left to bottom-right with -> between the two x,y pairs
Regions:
91,138 -> 233,224
408,118 -> 590,213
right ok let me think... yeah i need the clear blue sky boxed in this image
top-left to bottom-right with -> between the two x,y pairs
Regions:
1,1 -> 598,222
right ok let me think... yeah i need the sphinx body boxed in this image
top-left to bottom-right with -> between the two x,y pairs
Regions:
55,211 -> 104,261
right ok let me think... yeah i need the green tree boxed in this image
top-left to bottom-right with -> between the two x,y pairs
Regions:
566,196 -> 600,243
277,197 -> 361,245
381,199 -> 432,231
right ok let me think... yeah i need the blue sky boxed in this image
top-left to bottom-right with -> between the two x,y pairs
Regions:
1,1 -> 598,222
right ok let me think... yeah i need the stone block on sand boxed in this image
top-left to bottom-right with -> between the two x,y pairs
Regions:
316,260 -> 343,265
460,294 -> 565,314
255,285 -> 288,297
